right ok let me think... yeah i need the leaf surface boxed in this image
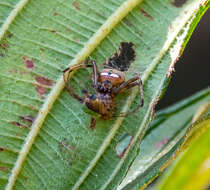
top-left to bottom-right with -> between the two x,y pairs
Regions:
118,87 -> 210,190
0,0 -> 208,189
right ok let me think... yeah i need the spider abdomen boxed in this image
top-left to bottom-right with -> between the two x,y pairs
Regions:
84,93 -> 116,119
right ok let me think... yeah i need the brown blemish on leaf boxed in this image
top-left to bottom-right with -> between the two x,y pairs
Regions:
123,18 -> 132,26
20,115 -> 35,125
0,147 -> 4,152
10,121 -> 30,129
171,0 -> 188,7
50,29 -> 56,33
53,12 -> 58,16
35,76 -> 53,86
22,56 -> 35,69
139,9 -> 153,20
35,85 -> 46,99
90,117 -> 96,130
0,53 -> 4,57
155,138 -> 169,148
73,1 -> 80,10
0,166 -> 8,172
1,44 -> 9,49
11,121 -> 22,127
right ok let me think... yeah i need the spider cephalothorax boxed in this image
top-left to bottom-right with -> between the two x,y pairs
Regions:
63,42 -> 144,120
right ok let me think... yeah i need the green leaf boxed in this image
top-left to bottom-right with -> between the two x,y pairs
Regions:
0,0 -> 208,189
156,114 -> 210,190
117,87 -> 210,190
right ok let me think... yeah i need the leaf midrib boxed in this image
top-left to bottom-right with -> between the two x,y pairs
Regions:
0,0 -> 30,41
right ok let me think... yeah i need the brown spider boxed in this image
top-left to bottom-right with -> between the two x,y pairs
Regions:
63,42 -> 144,120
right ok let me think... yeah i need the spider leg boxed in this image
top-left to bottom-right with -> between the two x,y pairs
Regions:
62,62 -> 93,103
113,75 -> 144,117
112,76 -> 139,94
126,79 -> 144,115
90,60 -> 100,88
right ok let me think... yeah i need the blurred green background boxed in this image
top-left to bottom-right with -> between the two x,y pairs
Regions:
157,9 -> 210,110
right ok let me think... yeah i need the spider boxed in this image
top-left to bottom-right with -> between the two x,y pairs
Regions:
63,42 -> 144,120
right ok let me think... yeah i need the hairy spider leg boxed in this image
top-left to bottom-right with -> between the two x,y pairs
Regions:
113,75 -> 144,117
92,60 -> 100,88
62,60 -> 99,103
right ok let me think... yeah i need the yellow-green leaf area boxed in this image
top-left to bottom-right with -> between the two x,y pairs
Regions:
157,115 -> 210,190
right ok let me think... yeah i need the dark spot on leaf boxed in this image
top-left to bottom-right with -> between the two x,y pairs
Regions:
35,85 -> 46,99
40,48 -> 45,51
115,133 -> 133,158
11,121 -> 21,127
10,121 -> 30,129
73,1 -> 80,10
22,56 -> 35,69
0,53 -> 4,57
8,33 -> 13,38
139,9 -> 153,20
53,12 -> 58,16
20,115 -> 35,125
90,117 -> 96,130
123,18 -> 132,26
50,29 -> 56,33
1,44 -> 9,49
171,0 -> 188,7
155,138 -> 169,148
0,147 -> 4,152
35,76 -> 53,86
0,166 -> 8,172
